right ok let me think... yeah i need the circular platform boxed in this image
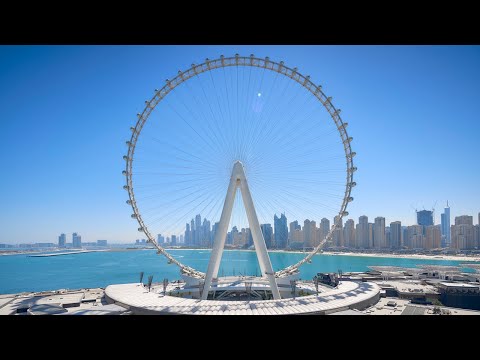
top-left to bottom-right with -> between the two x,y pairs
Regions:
105,280 -> 380,315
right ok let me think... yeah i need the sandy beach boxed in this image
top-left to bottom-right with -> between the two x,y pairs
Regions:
165,247 -> 480,263
319,251 -> 480,263
3,246 -> 479,263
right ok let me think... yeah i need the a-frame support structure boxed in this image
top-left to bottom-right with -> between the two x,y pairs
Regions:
201,161 -> 281,300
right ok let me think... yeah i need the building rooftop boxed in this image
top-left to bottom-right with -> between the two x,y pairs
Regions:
364,296 -> 480,315
105,281 -> 381,315
438,282 -> 479,288
374,280 -> 438,295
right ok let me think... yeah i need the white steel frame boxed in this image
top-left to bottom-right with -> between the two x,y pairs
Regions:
201,161 -> 280,299
123,54 -> 356,280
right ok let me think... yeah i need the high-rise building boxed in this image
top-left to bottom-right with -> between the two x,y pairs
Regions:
319,218 -> 330,243
190,219 -> 195,246
184,223 -> 191,246
356,216 -> 369,248
157,234 -> 165,244
451,215 -> 475,250
455,215 -> 473,226
195,214 -> 202,246
212,222 -> 219,244
474,225 -> 480,249
402,227 -> 408,248
246,228 -> 253,247
332,215 -> 344,247
390,221 -> 402,249
425,225 -> 441,249
171,235 -> 177,246
290,227 -> 303,247
260,224 -> 273,249
441,203 -> 451,247
179,234 -> 184,244
368,223 -> 374,248
374,217 -> 386,248
72,232 -> 82,248
202,218 -> 211,247
344,219 -> 355,248
58,233 -> 66,248
417,210 -> 434,227
303,219 -> 317,248
274,213 -> 288,249
230,226 -> 239,246
289,220 -> 300,242
406,225 -> 424,249
385,227 -> 391,248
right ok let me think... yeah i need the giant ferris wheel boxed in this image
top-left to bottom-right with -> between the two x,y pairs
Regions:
123,54 -> 356,299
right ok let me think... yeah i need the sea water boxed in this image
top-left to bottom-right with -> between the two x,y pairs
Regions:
0,249 -> 471,294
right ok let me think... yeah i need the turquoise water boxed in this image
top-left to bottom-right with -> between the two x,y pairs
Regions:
0,249 -> 472,294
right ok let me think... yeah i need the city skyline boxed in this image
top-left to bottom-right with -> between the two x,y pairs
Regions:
1,45 -> 479,243
5,208 -> 475,247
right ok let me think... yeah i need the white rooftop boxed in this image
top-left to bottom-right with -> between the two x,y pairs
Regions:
105,281 -> 380,315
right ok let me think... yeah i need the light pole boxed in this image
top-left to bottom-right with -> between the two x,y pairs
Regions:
290,280 -> 297,299
162,278 -> 168,295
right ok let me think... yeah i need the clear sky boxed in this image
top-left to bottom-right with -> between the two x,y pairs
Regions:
1,45 -> 479,244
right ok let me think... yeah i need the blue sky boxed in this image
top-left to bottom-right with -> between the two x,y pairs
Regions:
0,45 -> 479,244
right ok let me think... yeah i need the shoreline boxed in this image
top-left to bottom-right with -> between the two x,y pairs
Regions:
165,247 -> 480,263
3,246 -> 479,263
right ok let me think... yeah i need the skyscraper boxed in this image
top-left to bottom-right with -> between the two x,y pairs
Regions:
425,225 -> 441,249
202,218 -> 211,247
474,224 -> 480,249
190,219 -> 195,246
231,226 -> 239,246
274,213 -> 288,249
157,234 -> 165,244
289,220 -> 301,243
356,215 -> 369,248
319,218 -> 330,243
374,217 -> 386,249
58,233 -> 66,248
417,210 -> 434,227
455,215 -> 473,226
195,214 -> 202,246
171,235 -> 177,246
441,203 -> 451,247
368,223 -> 375,248
332,215 -> 344,247
390,221 -> 402,249
407,225 -> 424,249
451,215 -> 475,249
246,228 -> 253,247
303,219 -> 317,248
344,219 -> 355,248
212,222 -> 219,245
260,224 -> 273,249
185,223 -> 191,246
72,232 -> 82,248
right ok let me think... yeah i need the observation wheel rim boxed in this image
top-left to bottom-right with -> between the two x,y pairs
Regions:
123,54 -> 356,279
